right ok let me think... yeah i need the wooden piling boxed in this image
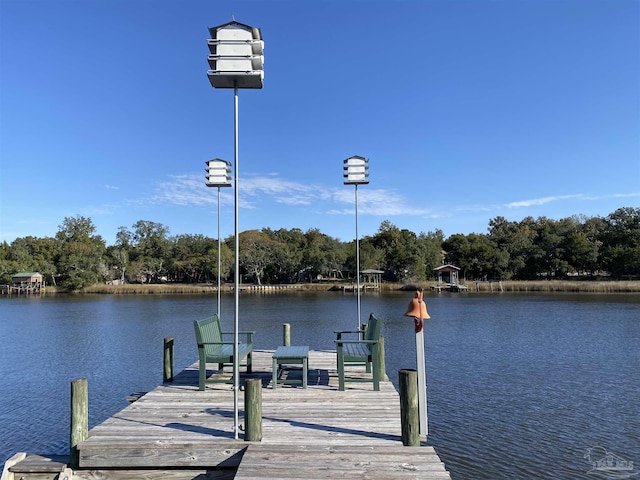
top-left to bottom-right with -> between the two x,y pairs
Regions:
399,369 -> 420,446
35,351 -> 451,478
163,337 -> 174,383
244,378 -> 262,441
70,378 -> 88,468
282,323 -> 290,346
378,336 -> 387,381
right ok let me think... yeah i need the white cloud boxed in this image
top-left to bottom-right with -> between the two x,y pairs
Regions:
612,192 -> 640,199
241,176 -> 330,206
148,173 -> 433,218
505,194 -> 584,208
143,173 -> 640,231
505,192 -> 640,209
150,175 -> 225,207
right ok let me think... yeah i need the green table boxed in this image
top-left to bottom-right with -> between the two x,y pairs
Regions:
272,346 -> 309,389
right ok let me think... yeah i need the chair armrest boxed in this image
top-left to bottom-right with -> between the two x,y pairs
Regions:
334,330 -> 363,340
335,339 -> 378,345
198,341 -> 234,346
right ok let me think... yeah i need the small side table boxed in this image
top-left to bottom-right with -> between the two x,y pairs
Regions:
272,346 -> 309,389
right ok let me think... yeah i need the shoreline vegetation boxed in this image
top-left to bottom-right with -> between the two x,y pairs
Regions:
29,280 -> 640,295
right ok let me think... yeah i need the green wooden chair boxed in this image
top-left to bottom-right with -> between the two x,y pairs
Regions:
193,315 -> 254,390
335,313 -> 383,391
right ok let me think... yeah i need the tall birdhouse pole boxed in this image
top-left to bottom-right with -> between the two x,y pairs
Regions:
206,20 -> 264,440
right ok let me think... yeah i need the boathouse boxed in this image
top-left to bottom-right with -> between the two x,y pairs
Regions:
432,265 -> 468,292
10,272 -> 43,294
433,265 -> 460,285
12,272 -> 43,286
361,268 -> 384,288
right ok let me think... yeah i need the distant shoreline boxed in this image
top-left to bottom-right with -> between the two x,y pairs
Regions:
23,280 -> 640,295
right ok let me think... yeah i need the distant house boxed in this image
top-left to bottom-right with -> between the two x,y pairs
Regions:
12,272 -> 43,286
10,272 -> 44,293
433,265 -> 460,285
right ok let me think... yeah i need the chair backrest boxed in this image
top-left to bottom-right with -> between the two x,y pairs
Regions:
194,315 -> 223,355
364,313 -> 382,342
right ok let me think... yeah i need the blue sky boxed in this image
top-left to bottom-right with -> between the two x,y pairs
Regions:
1,0 -> 638,245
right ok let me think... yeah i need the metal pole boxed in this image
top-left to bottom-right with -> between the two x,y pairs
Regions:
355,183 -> 361,330
416,326 -> 428,438
217,186 -> 221,318
233,85 -> 239,440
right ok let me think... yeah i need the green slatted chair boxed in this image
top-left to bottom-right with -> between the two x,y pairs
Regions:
335,313 -> 383,391
193,315 -> 254,390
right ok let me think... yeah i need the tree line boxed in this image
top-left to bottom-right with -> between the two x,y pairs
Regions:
1,207 -> 638,290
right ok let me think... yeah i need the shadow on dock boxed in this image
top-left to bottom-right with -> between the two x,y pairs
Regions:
4,350 -> 452,480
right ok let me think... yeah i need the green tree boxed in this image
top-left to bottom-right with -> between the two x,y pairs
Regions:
488,216 -> 535,279
301,229 -> 345,281
26,236 -> 59,286
106,247 -> 129,283
320,234 -> 348,280
115,226 -> 133,252
126,220 -> 171,283
443,233 -> 500,280
359,236 -> 385,272
418,229 -> 445,279
55,215 -> 106,290
263,228 -> 306,283
600,207 -> 640,278
236,230 -> 283,285
581,216 -> 607,274
562,231 -> 598,276
0,241 -> 17,284
169,234 -> 230,283
393,229 -> 424,282
370,222 -> 424,282
533,217 -> 570,278
131,220 -> 170,258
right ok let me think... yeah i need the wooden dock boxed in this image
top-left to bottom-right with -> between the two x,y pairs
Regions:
5,350 -> 451,480
0,284 -> 43,295
430,283 -> 468,293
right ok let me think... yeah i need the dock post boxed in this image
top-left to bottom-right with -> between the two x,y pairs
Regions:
163,337 -> 174,383
399,369 -> 420,446
244,378 -> 262,441
70,378 -> 89,468
283,323 -> 290,346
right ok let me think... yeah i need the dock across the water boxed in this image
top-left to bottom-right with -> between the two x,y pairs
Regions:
4,349 -> 451,480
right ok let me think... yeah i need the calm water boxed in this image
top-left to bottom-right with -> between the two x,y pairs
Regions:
1,291 -> 638,479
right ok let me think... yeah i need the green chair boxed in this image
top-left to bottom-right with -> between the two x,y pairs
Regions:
335,313 -> 383,391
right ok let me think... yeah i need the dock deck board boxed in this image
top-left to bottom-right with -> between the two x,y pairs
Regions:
12,350 -> 451,479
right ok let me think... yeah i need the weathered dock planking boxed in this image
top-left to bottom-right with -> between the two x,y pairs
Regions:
6,350 -> 451,480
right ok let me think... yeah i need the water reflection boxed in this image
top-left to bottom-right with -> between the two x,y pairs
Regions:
1,292 -> 638,479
